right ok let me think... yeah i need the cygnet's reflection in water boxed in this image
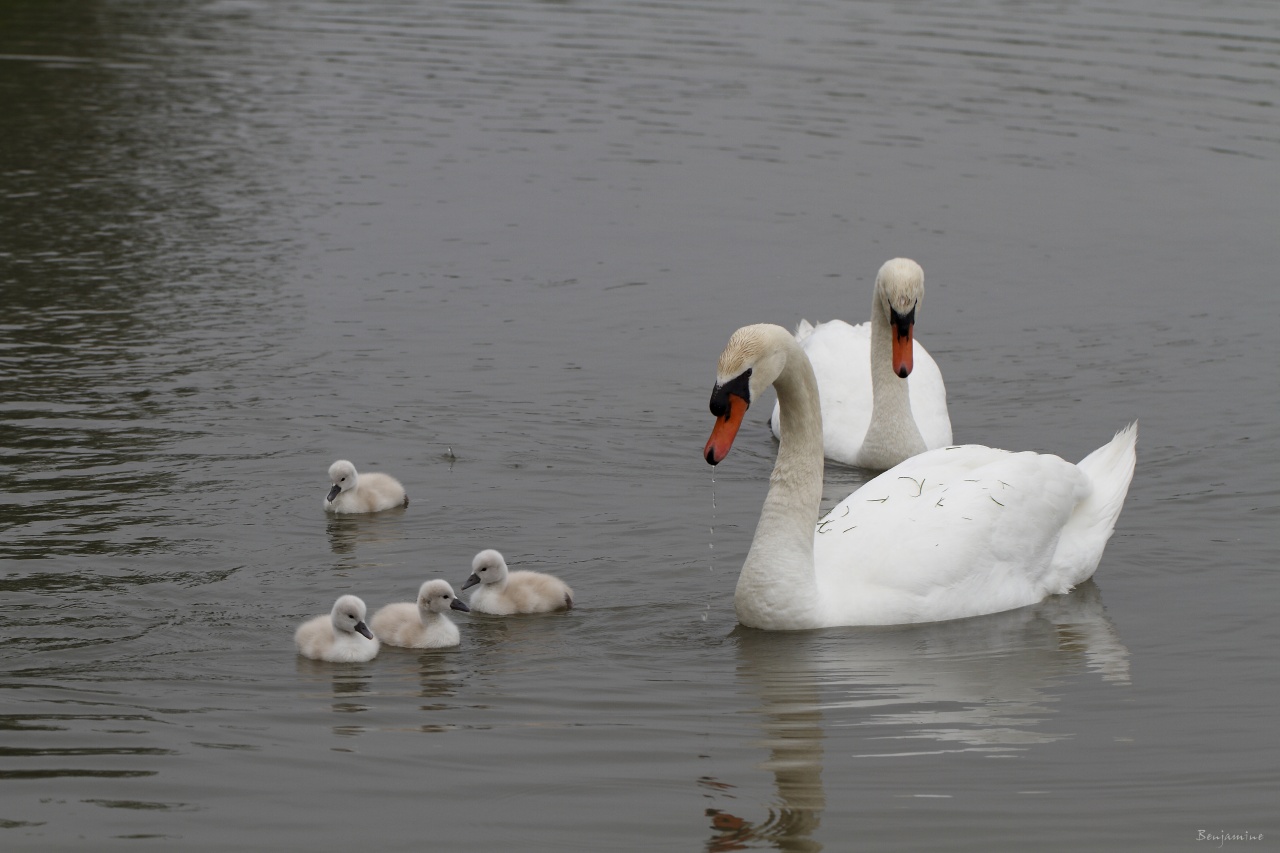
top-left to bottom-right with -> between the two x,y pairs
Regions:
294,657 -> 375,737
325,506 -> 409,556
703,582 -> 1129,852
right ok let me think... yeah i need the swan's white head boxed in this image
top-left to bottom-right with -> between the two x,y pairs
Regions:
330,594 -> 375,639
704,324 -> 793,466
418,579 -> 470,614
462,549 -> 509,590
326,460 -> 359,502
874,258 -> 925,378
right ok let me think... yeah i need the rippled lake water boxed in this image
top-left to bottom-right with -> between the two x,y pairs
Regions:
2,0 -> 1277,849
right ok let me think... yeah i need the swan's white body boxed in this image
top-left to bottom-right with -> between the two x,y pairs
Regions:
323,459 -> 408,514
370,580 -> 468,649
769,259 -> 952,470
295,595 -> 380,662
706,324 -> 1136,630
463,549 -> 574,615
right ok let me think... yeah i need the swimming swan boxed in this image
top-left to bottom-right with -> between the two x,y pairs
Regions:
706,323 -> 1136,630
294,595 -> 380,662
370,579 -> 469,649
768,258 -> 952,470
323,459 -> 408,513
462,549 -> 574,614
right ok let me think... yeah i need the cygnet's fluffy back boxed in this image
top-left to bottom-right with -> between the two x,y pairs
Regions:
370,579 -> 469,649
323,459 -> 408,514
295,594 -> 380,662
462,549 -> 574,615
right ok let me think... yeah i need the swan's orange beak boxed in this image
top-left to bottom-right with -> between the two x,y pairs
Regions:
891,314 -> 915,378
704,394 -> 747,465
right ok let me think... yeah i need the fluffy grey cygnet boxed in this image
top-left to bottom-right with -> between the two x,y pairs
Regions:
370,579 -> 469,649
323,459 -> 408,513
294,595 -> 380,662
462,549 -> 574,615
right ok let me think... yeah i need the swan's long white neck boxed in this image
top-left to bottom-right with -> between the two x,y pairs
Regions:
735,329 -> 826,630
859,292 -> 927,470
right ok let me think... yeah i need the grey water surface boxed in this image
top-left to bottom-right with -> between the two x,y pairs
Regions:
2,0 -> 1277,850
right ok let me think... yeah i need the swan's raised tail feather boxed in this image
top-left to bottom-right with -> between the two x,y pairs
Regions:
1054,421 -> 1137,589
1077,421 -> 1138,515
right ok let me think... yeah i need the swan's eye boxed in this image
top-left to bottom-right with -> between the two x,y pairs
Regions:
709,369 -> 752,418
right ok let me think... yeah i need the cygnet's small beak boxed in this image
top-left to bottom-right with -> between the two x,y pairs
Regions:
326,484 -> 342,502
355,621 -> 374,640
450,598 -> 471,613
461,573 -> 481,591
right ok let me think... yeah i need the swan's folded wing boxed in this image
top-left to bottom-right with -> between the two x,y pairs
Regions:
812,448 -> 1090,624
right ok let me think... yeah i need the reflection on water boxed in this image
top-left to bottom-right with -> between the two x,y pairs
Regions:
295,658 -> 375,737
296,643 -> 469,736
324,509 -> 411,556
0,0 -> 298,562
704,583 -> 1128,852
0,708 -> 166,782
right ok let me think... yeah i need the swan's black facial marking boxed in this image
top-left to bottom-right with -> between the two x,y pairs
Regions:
890,304 -> 916,341
709,369 -> 752,418
354,621 -> 374,640
890,304 -> 916,379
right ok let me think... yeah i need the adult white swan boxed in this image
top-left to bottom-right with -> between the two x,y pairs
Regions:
705,323 -> 1136,630
769,258 -> 952,470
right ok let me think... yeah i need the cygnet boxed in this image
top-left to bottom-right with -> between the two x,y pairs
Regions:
370,579 -> 470,649
462,549 -> 574,615
294,595 -> 380,662
323,459 -> 408,513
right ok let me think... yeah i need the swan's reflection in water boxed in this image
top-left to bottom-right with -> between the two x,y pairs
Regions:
703,582 -> 1128,852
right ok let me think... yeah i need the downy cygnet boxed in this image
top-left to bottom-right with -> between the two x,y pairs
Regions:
323,459 -> 408,513
462,549 -> 573,615
294,595 -> 380,662
370,579 -> 469,649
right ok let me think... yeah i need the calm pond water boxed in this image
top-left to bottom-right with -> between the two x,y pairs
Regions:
2,0 -> 1277,850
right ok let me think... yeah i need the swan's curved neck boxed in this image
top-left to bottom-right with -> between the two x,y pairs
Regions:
861,295 -> 926,469
736,330 -> 825,629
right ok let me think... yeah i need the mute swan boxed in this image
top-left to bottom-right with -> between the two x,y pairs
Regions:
705,323 -> 1136,630
768,258 -> 952,470
462,549 -> 574,614
370,579 -> 469,649
294,595 -> 380,662
323,459 -> 408,513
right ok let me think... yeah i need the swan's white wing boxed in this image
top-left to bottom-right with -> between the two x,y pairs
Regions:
811,445 -> 1090,625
